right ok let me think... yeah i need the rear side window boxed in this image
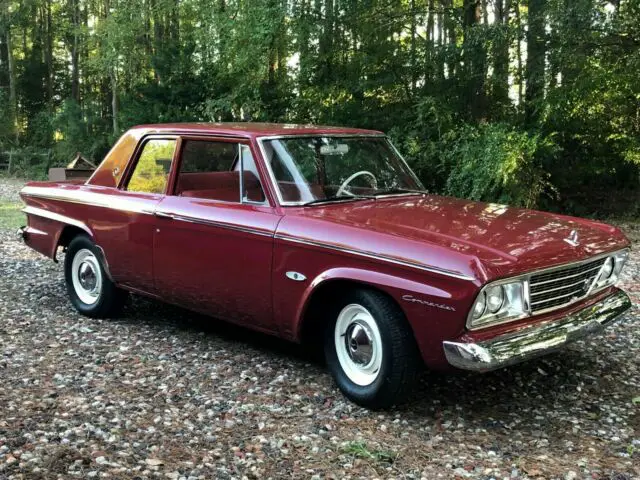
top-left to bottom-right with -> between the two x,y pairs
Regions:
127,139 -> 177,194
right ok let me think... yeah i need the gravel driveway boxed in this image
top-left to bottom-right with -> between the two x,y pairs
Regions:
0,178 -> 638,480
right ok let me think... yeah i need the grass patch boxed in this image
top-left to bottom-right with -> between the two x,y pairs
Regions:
342,441 -> 397,464
0,201 -> 25,230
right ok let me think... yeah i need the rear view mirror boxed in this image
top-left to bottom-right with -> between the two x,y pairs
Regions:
320,144 -> 349,155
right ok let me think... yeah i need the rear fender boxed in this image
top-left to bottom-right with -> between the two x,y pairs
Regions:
22,205 -> 93,261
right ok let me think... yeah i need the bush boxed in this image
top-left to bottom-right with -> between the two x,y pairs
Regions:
441,123 -> 557,208
388,96 -> 454,193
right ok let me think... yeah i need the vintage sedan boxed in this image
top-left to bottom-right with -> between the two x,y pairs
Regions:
19,123 -> 632,408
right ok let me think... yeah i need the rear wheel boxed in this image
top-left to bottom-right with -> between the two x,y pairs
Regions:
64,235 -> 127,318
324,288 -> 421,409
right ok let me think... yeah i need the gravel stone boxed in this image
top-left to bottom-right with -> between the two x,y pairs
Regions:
0,178 -> 638,479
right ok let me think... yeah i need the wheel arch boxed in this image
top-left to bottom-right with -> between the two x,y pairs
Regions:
58,225 -> 114,281
296,267 -> 440,347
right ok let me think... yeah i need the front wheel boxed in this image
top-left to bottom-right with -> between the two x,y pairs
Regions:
324,288 -> 421,409
64,235 -> 127,318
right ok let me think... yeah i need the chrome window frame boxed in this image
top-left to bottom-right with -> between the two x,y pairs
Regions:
173,136 -> 269,207
256,134 -> 425,207
466,248 -> 631,331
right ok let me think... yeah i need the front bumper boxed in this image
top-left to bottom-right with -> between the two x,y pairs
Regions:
443,290 -> 632,372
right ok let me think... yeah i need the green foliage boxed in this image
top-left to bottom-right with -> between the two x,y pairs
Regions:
442,124 -> 557,208
0,92 -> 16,147
341,441 -> 397,464
0,0 -> 638,215
51,100 -> 111,165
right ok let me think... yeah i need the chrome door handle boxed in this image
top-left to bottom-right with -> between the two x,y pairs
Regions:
154,210 -> 174,219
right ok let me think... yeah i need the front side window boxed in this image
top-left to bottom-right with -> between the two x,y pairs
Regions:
175,140 -> 265,203
127,139 -> 176,194
262,136 -> 423,204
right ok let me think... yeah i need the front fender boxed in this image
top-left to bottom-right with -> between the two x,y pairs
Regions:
291,267 -> 476,367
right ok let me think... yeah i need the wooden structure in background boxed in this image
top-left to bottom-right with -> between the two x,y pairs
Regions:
48,153 -> 96,181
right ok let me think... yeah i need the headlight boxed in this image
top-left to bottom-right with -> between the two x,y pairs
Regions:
467,280 -> 528,330
467,249 -> 629,330
472,291 -> 486,319
486,285 -> 505,313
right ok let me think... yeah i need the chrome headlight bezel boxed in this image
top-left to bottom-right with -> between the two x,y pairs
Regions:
467,248 -> 630,331
593,250 -> 628,290
467,278 -> 530,330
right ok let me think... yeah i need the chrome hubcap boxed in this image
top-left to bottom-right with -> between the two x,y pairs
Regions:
334,304 -> 383,386
71,249 -> 102,305
345,323 -> 374,365
78,262 -> 97,291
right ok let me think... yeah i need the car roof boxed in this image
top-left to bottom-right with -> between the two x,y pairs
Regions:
129,122 -> 384,138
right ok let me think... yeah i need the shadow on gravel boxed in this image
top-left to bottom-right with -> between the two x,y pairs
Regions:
117,294 -> 636,427
123,295 -> 326,365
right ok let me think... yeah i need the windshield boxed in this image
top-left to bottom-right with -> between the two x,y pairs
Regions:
262,136 -> 424,204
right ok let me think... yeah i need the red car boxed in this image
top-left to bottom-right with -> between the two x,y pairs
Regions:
19,123 -> 632,408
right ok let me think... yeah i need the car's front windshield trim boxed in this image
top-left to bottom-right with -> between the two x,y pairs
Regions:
256,134 -> 424,207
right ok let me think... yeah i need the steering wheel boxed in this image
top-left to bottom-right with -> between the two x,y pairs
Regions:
336,171 -> 378,197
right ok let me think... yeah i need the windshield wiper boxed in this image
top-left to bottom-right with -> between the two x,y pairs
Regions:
303,194 -> 375,206
374,188 -> 426,196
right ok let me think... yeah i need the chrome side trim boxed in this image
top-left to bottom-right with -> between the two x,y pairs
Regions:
444,290 -> 631,372
21,186 -> 157,215
166,212 -> 274,238
274,233 -> 475,281
22,206 -> 92,236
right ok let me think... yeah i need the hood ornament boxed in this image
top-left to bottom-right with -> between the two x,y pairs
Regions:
564,230 -> 580,247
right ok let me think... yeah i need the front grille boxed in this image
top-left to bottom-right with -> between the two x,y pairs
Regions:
529,258 -> 606,313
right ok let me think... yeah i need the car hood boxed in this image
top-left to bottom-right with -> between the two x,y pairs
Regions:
279,194 -> 629,282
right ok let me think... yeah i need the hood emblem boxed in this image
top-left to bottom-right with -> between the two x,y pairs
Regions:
564,230 -> 580,247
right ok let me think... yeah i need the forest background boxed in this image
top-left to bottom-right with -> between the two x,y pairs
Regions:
0,0 -> 639,216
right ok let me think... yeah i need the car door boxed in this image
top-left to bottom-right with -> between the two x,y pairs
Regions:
152,136 -> 281,332
95,135 -> 178,294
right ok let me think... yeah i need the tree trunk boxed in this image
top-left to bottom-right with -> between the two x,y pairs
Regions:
409,0 -> 416,91
7,22 -> 17,141
0,9 -> 8,88
1,0 -> 17,141
525,0 -> 546,124
463,0 -> 487,121
437,6 -> 444,81
111,71 -> 118,135
492,0 -> 511,111
515,1 -> 523,106
70,0 -> 80,104
442,0 -> 456,79
45,0 -> 53,102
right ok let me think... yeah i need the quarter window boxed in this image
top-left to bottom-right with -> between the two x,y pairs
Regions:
127,139 -> 177,194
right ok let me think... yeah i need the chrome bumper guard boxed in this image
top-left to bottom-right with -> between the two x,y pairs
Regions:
443,290 -> 632,372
